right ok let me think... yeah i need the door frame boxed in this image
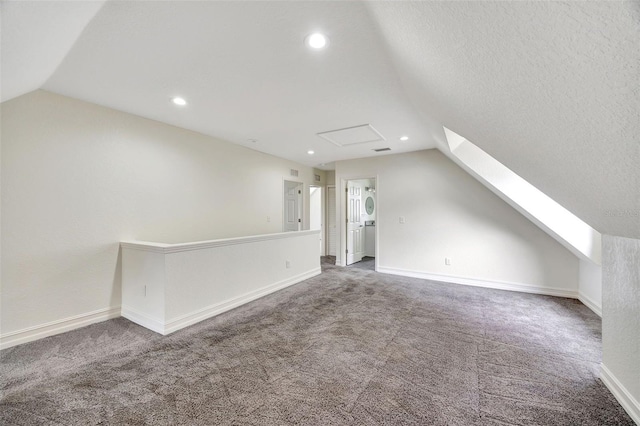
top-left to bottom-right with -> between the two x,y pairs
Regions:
339,175 -> 379,271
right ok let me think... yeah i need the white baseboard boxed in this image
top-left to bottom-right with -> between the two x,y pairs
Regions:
1,267 -> 321,349
0,306 -> 121,350
121,306 -> 165,335
578,292 -> 602,317
601,363 -> 640,425
120,267 -> 322,336
377,266 -> 578,299
163,267 -> 321,335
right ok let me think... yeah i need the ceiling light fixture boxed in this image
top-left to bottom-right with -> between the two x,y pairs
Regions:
308,150 -> 315,155
172,97 -> 187,106
305,33 -> 328,49
400,136 -> 409,141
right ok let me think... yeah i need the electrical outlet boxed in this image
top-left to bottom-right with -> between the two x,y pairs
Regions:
267,216 -> 271,222
399,216 -> 405,224
285,260 -> 291,269
445,257 -> 451,266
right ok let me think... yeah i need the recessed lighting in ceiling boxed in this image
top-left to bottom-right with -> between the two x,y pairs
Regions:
171,97 -> 187,106
307,150 -> 315,155
305,33 -> 329,49
400,136 -> 409,141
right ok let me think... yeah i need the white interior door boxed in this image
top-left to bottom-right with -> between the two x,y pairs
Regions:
327,186 -> 336,256
284,181 -> 302,232
346,182 -> 364,265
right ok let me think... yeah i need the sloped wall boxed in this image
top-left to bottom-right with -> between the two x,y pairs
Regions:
365,1 -> 640,239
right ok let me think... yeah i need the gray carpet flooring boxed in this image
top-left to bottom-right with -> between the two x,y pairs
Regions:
348,257 -> 375,271
1,258 -> 634,425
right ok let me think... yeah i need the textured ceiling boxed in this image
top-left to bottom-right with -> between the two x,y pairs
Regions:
365,1 -> 640,239
1,1 -> 638,238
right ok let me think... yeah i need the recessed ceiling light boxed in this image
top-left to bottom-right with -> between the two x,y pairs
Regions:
305,33 -> 329,49
307,150 -> 315,155
172,97 -> 187,106
400,136 -> 409,141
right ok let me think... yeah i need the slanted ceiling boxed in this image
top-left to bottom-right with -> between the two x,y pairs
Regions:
2,1 -> 638,239
365,1 -> 640,239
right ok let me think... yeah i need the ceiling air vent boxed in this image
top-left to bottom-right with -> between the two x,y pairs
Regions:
373,148 -> 391,152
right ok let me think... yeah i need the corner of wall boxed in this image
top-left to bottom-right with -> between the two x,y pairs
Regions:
600,363 -> 640,425
601,234 -> 640,424
578,259 -> 602,317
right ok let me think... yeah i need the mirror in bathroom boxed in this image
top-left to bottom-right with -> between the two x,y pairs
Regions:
365,196 -> 374,215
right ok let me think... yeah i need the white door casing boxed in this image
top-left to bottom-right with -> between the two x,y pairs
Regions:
346,181 -> 365,265
284,180 -> 302,232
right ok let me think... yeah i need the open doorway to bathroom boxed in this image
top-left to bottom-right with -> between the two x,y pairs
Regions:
345,178 -> 376,270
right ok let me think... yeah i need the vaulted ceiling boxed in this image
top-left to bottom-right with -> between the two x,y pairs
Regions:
2,1 -> 638,239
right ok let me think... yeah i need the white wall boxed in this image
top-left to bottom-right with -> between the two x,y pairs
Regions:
578,260 -> 602,316
601,235 -> 640,424
326,170 -> 335,186
120,231 -> 321,336
1,90 -> 316,336
336,150 -> 579,294
312,169 -> 327,186
309,186 -> 323,256
327,186 -> 337,257
310,187 -> 322,231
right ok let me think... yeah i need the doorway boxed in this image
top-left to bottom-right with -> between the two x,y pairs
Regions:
283,180 -> 303,232
346,178 -> 376,266
309,186 -> 324,255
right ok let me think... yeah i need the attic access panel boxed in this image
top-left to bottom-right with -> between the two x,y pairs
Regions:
317,124 -> 385,147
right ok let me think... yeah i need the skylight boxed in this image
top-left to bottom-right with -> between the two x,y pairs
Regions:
443,127 -> 602,265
